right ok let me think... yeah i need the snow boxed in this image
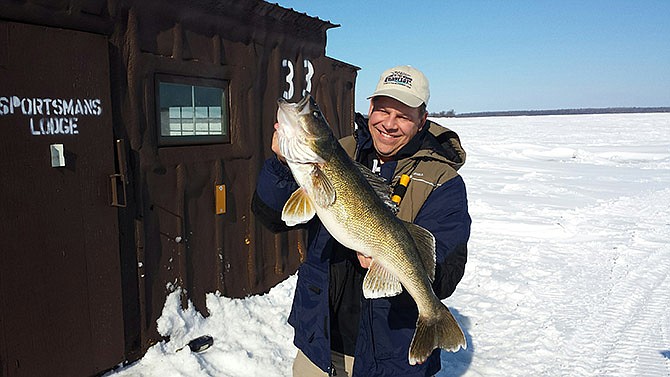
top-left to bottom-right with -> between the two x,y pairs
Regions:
106,113 -> 670,377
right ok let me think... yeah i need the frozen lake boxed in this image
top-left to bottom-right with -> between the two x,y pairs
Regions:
107,112 -> 670,377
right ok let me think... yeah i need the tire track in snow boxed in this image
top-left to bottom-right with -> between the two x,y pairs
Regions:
562,189 -> 670,376
595,245 -> 670,376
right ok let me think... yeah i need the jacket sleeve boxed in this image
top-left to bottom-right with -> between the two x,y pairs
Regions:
413,175 -> 471,299
251,156 -> 300,233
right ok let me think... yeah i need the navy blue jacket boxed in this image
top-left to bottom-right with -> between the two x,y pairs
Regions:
253,115 -> 470,376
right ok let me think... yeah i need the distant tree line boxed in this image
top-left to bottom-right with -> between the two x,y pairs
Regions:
428,110 -> 457,117
429,107 -> 670,118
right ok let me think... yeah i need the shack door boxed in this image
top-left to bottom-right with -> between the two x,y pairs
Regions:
0,22 -> 124,376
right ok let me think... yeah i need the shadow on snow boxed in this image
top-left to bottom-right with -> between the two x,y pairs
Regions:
437,308 -> 473,377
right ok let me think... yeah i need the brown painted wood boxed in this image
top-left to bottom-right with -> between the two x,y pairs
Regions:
0,1 -> 358,374
0,21 -> 124,376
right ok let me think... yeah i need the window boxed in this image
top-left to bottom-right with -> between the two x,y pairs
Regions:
156,75 -> 230,145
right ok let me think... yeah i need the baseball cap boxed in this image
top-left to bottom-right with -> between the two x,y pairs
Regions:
367,65 -> 430,108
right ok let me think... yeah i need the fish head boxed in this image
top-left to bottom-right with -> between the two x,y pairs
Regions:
276,94 -> 334,164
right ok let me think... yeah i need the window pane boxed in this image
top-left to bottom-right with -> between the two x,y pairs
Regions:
195,106 -> 208,118
169,107 -> 181,118
158,79 -> 229,144
194,86 -> 222,107
209,106 -> 221,118
184,105 -> 195,117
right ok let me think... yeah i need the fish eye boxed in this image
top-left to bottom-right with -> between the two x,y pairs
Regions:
312,111 -> 319,117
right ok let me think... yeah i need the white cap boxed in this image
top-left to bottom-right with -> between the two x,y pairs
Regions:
367,65 -> 430,108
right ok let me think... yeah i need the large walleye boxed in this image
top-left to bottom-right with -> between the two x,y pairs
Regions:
275,94 -> 466,365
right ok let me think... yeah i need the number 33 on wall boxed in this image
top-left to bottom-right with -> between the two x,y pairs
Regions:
281,59 -> 314,100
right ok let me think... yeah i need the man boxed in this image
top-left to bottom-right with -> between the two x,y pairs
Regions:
252,65 -> 471,376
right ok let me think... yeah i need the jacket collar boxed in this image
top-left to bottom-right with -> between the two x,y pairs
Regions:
354,114 -> 463,169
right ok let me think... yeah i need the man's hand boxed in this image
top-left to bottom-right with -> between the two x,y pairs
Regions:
357,252 -> 372,269
272,122 -> 287,163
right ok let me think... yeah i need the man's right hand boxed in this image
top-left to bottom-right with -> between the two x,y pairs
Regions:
272,122 -> 287,163
357,252 -> 372,269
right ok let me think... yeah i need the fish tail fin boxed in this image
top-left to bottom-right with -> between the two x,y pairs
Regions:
408,306 -> 466,365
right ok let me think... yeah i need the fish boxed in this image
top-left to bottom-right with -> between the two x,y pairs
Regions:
275,94 -> 466,365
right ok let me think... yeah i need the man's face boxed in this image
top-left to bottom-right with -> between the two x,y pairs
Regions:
368,96 -> 427,161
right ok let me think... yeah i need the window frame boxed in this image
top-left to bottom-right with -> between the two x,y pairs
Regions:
155,74 -> 231,146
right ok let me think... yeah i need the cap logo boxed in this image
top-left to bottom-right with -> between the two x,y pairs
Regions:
383,70 -> 413,89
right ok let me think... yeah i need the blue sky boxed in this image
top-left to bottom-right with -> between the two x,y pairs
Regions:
275,1 -> 670,114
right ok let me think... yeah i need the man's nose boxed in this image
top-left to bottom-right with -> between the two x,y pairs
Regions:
383,113 -> 398,130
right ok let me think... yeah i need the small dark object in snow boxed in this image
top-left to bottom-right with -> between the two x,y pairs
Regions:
188,335 -> 214,352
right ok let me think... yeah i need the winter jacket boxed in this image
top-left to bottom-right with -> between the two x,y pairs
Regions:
252,113 -> 471,376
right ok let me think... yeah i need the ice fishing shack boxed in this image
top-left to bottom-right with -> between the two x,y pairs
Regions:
0,0 -> 357,375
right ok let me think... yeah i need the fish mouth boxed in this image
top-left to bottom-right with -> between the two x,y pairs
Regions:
277,93 -> 312,129
275,94 -> 326,164
277,94 -> 311,120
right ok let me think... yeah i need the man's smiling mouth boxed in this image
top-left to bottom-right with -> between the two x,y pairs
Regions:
375,127 -> 395,139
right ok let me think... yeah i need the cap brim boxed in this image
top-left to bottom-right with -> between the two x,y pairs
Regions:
367,88 -> 424,108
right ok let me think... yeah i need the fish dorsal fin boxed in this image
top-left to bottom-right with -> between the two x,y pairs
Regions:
362,259 -> 403,299
352,161 -> 399,214
402,221 -> 436,281
310,165 -> 336,207
281,188 -> 316,226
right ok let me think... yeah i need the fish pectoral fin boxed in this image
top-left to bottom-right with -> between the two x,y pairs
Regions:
310,165 -> 336,207
281,188 -> 316,226
362,260 -> 403,299
403,221 -> 437,281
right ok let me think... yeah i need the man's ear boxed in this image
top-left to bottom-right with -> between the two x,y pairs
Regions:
418,111 -> 428,131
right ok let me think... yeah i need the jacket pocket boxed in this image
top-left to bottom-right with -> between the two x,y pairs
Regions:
370,293 -> 418,360
289,265 -> 327,344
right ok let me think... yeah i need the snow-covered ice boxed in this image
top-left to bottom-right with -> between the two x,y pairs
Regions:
107,112 -> 670,377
